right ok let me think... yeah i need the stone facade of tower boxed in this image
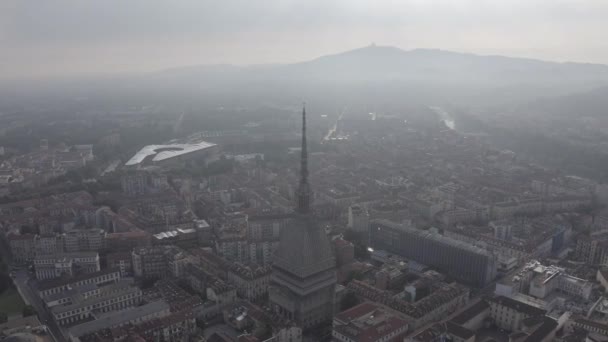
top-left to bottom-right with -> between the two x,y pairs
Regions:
269,106 -> 337,330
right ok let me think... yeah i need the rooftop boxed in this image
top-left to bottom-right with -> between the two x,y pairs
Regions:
348,280 -> 469,319
450,300 -> 490,325
411,322 -> 474,342
68,300 -> 170,338
51,280 -> 138,314
373,219 -> 493,257
488,296 -> 546,316
333,302 -> 408,342
125,141 -> 216,166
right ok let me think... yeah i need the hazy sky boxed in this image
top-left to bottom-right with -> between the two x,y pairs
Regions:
2,0 -> 608,80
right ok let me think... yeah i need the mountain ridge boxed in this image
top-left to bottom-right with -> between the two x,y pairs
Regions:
158,45 -> 608,74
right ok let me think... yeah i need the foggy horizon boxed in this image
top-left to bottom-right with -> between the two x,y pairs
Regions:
3,0 -> 608,80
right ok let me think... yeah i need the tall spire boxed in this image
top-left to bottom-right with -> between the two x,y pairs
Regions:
296,103 -> 311,214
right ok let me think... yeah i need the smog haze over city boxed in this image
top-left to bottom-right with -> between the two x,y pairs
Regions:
2,2 -> 608,342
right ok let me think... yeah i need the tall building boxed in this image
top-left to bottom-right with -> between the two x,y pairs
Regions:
269,106 -> 337,330
370,219 -> 497,287
347,205 -> 370,234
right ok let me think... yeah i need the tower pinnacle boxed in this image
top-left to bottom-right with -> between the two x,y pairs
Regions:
296,104 -> 311,214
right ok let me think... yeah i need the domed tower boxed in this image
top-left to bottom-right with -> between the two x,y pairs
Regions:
269,105 -> 337,330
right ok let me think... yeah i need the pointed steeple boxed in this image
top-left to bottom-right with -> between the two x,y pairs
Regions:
296,104 -> 311,214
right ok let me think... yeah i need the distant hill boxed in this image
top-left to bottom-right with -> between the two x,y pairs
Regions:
157,45 -> 608,86
8,45 -> 608,109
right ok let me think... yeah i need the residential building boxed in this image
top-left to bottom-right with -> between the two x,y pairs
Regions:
348,280 -> 469,330
115,310 -> 197,342
121,171 -> 148,197
226,263 -> 272,302
131,245 -> 188,279
34,234 -> 64,255
506,260 -> 592,301
104,230 -> 151,252
34,252 -> 100,280
64,228 -> 105,252
407,321 -> 475,342
67,300 -> 171,340
8,233 -> 36,264
106,251 -> 133,276
488,296 -> 546,332
37,268 -> 122,298
51,279 -> 142,326
332,302 -> 409,342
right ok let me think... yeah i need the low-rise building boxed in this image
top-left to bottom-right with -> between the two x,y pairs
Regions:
115,309 -> 197,342
567,316 -> 608,338
407,321 -> 475,342
226,263 -> 272,302
131,245 -> 188,279
34,252 -> 100,280
67,300 -> 171,340
37,268 -> 121,298
51,279 -> 142,326
488,296 -> 546,332
64,228 -> 105,252
333,302 -> 409,342
504,260 -> 592,301
34,234 -> 64,255
207,279 -> 237,309
8,233 -> 36,264
106,251 -> 133,277
348,280 -> 469,329
104,230 -> 151,252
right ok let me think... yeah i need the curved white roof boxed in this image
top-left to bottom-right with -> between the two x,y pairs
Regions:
125,141 -> 216,166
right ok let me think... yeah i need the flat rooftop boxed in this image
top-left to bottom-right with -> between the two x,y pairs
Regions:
68,300 -> 170,338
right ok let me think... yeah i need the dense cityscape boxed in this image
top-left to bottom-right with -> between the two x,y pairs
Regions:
4,2 -> 608,342
0,97 -> 607,342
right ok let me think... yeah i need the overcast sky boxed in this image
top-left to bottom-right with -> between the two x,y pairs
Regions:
1,0 -> 608,80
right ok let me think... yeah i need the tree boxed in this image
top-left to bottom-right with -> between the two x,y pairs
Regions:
22,305 -> 37,317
